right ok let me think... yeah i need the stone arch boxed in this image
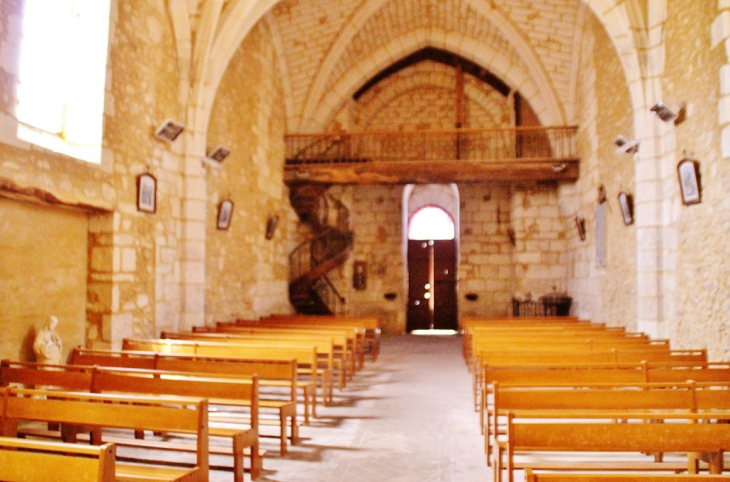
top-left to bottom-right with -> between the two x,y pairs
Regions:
354,62 -> 510,131
303,29 -> 561,132
402,184 -> 461,261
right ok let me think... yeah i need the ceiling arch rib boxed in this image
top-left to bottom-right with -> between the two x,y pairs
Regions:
189,0 -> 279,153
302,28 -> 561,132
352,47 -> 511,100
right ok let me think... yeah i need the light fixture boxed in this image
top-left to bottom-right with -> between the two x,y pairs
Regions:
202,145 -> 231,168
155,119 -> 185,142
614,135 -> 639,154
650,102 -> 686,125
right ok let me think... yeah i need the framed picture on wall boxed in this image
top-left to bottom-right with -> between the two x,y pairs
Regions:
677,158 -> 701,205
618,191 -> 634,225
136,172 -> 157,213
217,199 -> 234,230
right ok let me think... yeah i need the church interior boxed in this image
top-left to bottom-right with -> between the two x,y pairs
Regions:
1,0 -> 730,481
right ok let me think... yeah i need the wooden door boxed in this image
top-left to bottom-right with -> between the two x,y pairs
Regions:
406,239 -> 458,332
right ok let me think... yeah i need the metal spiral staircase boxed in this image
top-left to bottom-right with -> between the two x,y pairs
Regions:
288,185 -> 354,314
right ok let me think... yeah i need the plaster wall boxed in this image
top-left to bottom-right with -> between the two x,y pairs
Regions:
0,198 -> 88,362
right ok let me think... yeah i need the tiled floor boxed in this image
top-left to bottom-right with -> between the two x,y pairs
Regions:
209,333 -> 491,482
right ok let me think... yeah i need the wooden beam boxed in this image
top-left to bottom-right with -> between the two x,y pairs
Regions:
285,159 -> 579,185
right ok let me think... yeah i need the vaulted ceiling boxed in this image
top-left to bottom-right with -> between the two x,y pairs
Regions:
168,0 -> 648,144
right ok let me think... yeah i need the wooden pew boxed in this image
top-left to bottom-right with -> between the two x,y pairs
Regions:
71,348 -> 317,424
472,348 -> 705,410
122,337 -> 332,405
1,387 -> 208,482
202,326 -> 355,384
89,367 -> 263,478
265,314 -> 380,362
493,411 -> 730,482
0,361 -> 263,481
227,319 -> 364,373
170,329 -> 349,391
0,436 -> 116,482
480,361 -> 730,436
524,470 -> 730,481
487,381 -> 697,463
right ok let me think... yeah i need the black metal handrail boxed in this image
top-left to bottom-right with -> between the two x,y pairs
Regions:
311,275 -> 346,315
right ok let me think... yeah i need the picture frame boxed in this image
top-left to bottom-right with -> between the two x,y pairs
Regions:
217,199 -> 234,230
618,191 -> 634,226
677,158 -> 701,205
575,216 -> 586,241
265,215 -> 279,240
136,172 -> 157,213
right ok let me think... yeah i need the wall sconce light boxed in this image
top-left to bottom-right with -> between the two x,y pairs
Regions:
618,191 -> 634,225
155,119 -> 185,142
650,102 -> 686,125
202,145 -> 231,168
575,216 -> 587,241
265,215 -> 279,239
614,135 -> 639,154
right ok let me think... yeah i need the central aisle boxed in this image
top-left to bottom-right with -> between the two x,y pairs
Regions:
244,334 -> 490,482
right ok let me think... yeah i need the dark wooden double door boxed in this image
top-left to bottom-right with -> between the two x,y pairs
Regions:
406,239 -> 458,332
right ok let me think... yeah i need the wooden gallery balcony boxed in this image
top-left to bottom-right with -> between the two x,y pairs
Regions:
284,126 -> 579,185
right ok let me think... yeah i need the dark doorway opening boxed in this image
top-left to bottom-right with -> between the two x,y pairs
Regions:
406,238 -> 458,332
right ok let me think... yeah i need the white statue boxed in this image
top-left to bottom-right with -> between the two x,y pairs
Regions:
33,315 -> 63,365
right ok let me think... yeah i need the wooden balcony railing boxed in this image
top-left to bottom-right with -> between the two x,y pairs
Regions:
286,126 -> 576,163
284,126 -> 579,184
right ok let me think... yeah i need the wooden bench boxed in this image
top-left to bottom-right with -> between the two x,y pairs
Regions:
71,348 -> 316,423
264,314 -> 380,363
227,319 -> 364,373
487,381 -> 698,463
524,470 -> 730,481
480,361 -> 730,436
0,361 -> 263,481
493,410 -> 730,482
170,329 -> 349,391
0,386 -> 208,482
473,349 -> 707,408
0,436 -> 115,482
202,326 -> 355,384
123,337 -> 332,406
89,367 -> 263,479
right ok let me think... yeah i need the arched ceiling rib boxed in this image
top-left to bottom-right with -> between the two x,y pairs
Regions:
166,0 -> 648,155
353,47 -> 511,100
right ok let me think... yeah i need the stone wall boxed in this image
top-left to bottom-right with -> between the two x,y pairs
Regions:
329,185 -> 405,335
205,20 -> 294,324
512,183 -> 568,300
664,2 -> 730,359
565,14 -> 636,327
459,183 -> 514,318
351,60 -> 511,131
0,198 -> 88,362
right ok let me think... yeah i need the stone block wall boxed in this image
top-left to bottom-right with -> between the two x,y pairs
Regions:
512,184 -> 568,299
329,185 -> 405,335
459,183 -> 514,317
565,14 -> 636,328
664,2 -> 730,359
205,21 -> 294,324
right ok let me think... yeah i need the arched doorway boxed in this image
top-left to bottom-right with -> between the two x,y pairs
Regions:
406,206 -> 458,332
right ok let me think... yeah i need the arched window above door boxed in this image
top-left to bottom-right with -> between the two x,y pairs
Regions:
408,206 -> 455,240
